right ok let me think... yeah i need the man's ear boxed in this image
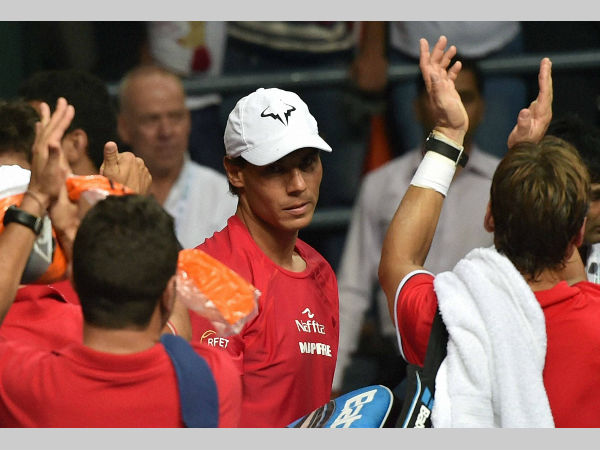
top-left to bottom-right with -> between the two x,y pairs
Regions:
159,275 -> 177,328
483,200 -> 495,232
223,157 -> 244,190
62,129 -> 89,166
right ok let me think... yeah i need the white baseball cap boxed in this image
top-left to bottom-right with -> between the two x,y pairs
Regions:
224,87 -> 332,166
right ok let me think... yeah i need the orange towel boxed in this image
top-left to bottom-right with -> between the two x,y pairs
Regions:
177,248 -> 259,336
66,174 -> 133,202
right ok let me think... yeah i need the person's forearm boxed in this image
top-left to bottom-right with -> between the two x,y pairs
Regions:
48,188 -> 79,265
0,194 -> 48,324
359,22 -> 386,56
163,298 -> 192,341
379,35 -> 469,319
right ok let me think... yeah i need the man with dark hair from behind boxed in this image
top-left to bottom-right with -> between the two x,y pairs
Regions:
18,69 -> 118,175
74,195 -> 179,331
546,113 -> 600,282
0,100 -> 39,168
0,196 -> 241,426
0,100 -> 241,425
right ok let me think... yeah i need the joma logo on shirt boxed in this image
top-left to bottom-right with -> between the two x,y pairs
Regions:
298,342 -> 332,356
295,319 -> 325,334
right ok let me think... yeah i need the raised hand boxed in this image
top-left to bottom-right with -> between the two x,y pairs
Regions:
28,98 -> 74,210
507,57 -> 553,149
419,36 -> 468,145
99,141 -> 152,194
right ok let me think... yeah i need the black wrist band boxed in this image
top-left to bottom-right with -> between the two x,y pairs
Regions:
425,133 -> 469,168
2,205 -> 43,235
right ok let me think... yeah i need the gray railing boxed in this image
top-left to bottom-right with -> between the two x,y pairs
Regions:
108,49 -> 600,97
108,49 -> 600,230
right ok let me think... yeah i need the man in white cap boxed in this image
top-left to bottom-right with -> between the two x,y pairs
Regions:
190,87 -> 339,428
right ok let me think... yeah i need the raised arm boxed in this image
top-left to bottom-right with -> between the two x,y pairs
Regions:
378,36 -> 468,316
0,98 -> 73,324
378,39 -> 553,317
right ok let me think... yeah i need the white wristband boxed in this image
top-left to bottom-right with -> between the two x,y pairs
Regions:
410,151 -> 457,197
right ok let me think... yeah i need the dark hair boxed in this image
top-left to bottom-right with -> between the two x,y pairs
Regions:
491,136 -> 590,280
18,69 -> 117,170
416,55 -> 484,97
546,113 -> 600,184
72,194 -> 180,329
0,100 -> 39,161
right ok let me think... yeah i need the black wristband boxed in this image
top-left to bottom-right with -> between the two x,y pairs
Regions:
3,205 -> 43,235
425,133 -> 469,168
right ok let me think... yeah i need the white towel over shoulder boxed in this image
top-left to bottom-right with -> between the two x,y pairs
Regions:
431,246 -> 554,427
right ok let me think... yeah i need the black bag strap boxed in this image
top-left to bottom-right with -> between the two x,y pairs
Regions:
423,307 -> 449,373
395,307 -> 448,428
160,334 -> 219,428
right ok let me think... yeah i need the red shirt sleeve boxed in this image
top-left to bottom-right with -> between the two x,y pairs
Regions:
395,271 -> 439,366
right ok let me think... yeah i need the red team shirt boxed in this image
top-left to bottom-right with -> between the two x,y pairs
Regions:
0,339 -> 241,427
0,286 -> 242,427
193,215 -> 339,427
0,285 -> 83,350
49,279 -> 81,305
396,271 -> 600,427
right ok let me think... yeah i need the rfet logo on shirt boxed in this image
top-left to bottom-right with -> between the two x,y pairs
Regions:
296,307 -> 332,357
200,329 -> 229,349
